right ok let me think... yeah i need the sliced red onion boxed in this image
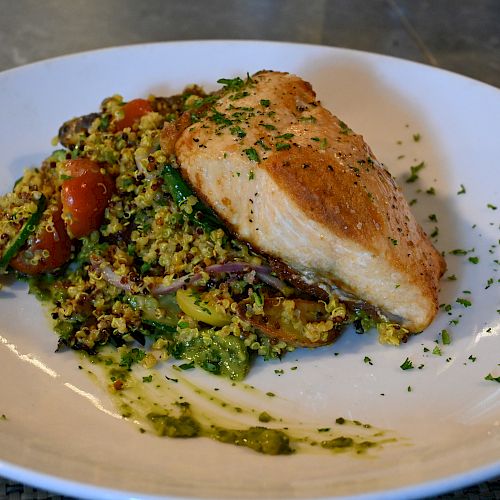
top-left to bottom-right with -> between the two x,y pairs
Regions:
255,271 -> 290,295
91,256 -> 289,296
90,255 -> 135,293
150,272 -> 202,295
152,261 -> 289,295
204,262 -> 270,274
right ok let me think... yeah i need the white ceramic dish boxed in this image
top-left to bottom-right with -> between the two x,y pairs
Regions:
0,41 -> 499,500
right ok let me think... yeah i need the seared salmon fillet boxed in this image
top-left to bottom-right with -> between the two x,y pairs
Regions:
163,71 -> 446,332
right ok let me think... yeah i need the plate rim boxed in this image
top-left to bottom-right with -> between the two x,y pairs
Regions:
0,39 -> 499,500
1,38 -> 499,93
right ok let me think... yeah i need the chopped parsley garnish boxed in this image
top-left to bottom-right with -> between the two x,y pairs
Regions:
338,120 -> 352,134
485,373 -> 500,383
468,256 -> 479,264
426,187 -> 436,195
276,133 -> 294,140
412,133 -> 421,142
299,115 -> 317,123
210,109 -> 232,127
230,125 -> 246,138
119,348 -> 146,370
440,303 -> 452,314
244,148 -> 260,163
432,345 -> 442,356
255,139 -> 271,151
441,329 -> 451,345
457,184 -> 466,195
217,76 -> 246,90
275,142 -> 291,151
406,161 -> 425,183
142,374 -> 153,383
428,214 -> 438,222
363,356 -> 373,365
456,297 -> 472,307
449,248 -> 469,255
400,358 -> 414,370
178,361 -> 195,371
260,99 -> 270,107
311,136 -> 328,149
229,91 -> 250,101
487,203 -> 497,210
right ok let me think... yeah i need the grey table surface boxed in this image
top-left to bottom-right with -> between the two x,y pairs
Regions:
0,1 -> 499,499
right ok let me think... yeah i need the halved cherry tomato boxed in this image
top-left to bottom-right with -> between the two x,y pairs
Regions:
114,98 -> 152,131
10,205 -> 72,275
61,159 -> 114,238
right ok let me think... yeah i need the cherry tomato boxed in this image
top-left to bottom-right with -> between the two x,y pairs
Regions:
61,159 -> 114,238
114,98 -> 152,131
10,205 -> 72,275
64,158 -> 103,178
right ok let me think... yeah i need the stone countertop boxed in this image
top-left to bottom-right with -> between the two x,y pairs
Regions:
0,0 -> 499,87
0,1 -> 499,499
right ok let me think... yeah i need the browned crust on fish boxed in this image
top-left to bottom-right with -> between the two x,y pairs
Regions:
168,70 -> 446,332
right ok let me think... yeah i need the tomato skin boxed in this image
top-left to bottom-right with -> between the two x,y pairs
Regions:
61,159 -> 114,238
114,98 -> 152,131
10,205 -> 72,275
65,158 -> 102,178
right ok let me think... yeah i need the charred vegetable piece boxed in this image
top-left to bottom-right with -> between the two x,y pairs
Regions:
0,194 -> 46,272
237,298 -> 341,347
58,112 -> 100,148
162,164 -> 223,232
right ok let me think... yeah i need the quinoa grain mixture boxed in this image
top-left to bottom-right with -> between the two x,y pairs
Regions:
0,82 -> 407,381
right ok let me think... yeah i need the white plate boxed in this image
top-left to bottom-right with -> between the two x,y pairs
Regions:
0,41 -> 499,500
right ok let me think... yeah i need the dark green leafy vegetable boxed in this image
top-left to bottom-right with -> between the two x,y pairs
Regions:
400,358 -> 414,370
162,164 -> 223,232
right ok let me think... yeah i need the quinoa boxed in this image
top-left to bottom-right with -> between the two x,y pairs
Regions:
0,85 -> 407,381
